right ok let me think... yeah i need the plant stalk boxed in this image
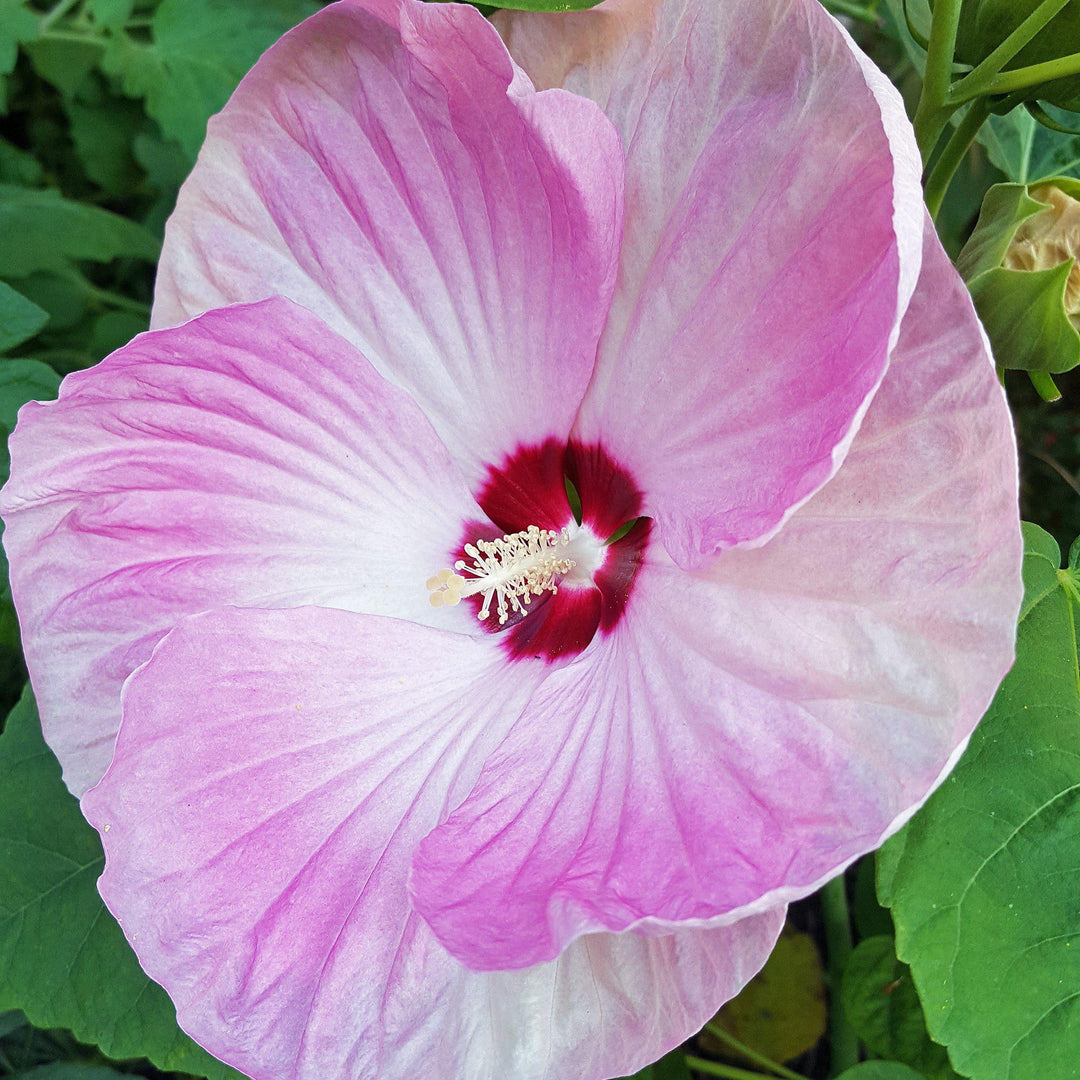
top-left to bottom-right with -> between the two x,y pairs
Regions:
967,51 -> 1080,100
913,0 -> 964,163
947,0 -> 1071,103
824,0 -> 881,25
40,0 -> 82,31
704,1024 -> 808,1080
923,98 -> 992,219
685,1055 -> 806,1080
1030,370 -> 1063,401
820,875 -> 859,1077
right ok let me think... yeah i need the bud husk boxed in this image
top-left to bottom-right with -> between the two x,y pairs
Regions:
957,178 -> 1080,374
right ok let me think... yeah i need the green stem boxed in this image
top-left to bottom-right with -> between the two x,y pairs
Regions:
703,1025 -> 807,1080
947,0 -> 1071,103
1027,446 -> 1080,494
820,875 -> 859,1077
685,1056 -> 804,1080
1029,370 -> 1063,401
923,98 -> 991,219
39,0 -> 82,30
963,50 -> 1080,100
824,0 -> 881,25
38,26 -> 103,45
913,0 -> 964,163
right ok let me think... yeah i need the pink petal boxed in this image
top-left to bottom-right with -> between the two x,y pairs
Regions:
0,298 -> 482,796
410,219 -> 1022,970
151,0 -> 624,488
497,0 -> 925,568
82,605 -> 784,1080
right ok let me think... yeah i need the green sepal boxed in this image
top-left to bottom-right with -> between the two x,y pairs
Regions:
957,179 -> 1080,372
969,261 -> 1079,371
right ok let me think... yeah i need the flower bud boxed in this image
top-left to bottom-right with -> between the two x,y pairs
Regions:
1003,183 -> 1080,324
957,179 -> 1080,383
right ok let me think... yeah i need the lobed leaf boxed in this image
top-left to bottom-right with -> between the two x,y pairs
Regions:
87,0 -> 135,30
878,522 -> 1080,1080
619,1048 -> 693,1080
13,1067 -> 132,1080
0,359 -> 60,603
981,107 -> 1080,185
0,687 -> 246,1080
0,0 -> 39,79
841,936 -> 959,1080
0,185 -> 159,277
0,283 -> 48,354
710,927 -> 826,1066
102,0 -> 319,159
834,1065 -> 928,1080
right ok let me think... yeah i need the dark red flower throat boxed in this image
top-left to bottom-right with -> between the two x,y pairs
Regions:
456,440 -> 649,663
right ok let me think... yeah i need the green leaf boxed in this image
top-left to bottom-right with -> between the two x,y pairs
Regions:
981,106 -> 1080,184
853,856 -> 894,940
0,137 -> 43,185
0,686 -> 246,1080
0,0 -> 39,78
0,357 -> 60,465
710,926 -> 826,1066
618,1048 -> 692,1080
132,130 -> 191,235
841,936 -> 960,1080
15,272 -> 88,333
0,282 -> 48,353
881,0 -> 931,75
67,96 -> 147,194
89,309 -> 146,359
0,360 -> 61,605
102,0 -> 319,159
933,0 -> 1080,108
25,39 -> 102,98
0,184 -> 159,276
878,522 -> 1080,1080
0,1007 -> 25,1037
834,1065 -> 927,1080
88,0 -> 135,29
14,1067 -> 131,1080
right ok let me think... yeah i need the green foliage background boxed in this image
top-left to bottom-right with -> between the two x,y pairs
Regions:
1,2 -> 1079,1080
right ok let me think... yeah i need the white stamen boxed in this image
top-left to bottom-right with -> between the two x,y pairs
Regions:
427,525 -> 575,625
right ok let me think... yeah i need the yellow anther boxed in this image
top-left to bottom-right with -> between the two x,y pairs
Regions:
428,567 -> 464,608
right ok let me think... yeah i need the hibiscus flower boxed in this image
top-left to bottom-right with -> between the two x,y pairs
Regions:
0,0 -> 1022,1078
